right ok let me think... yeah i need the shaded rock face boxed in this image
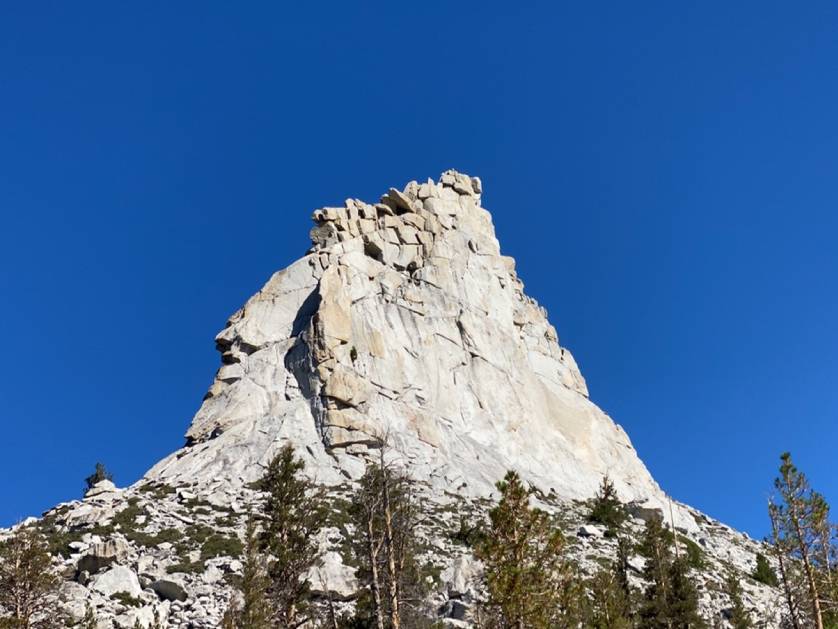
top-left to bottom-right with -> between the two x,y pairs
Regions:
149,169 -> 670,516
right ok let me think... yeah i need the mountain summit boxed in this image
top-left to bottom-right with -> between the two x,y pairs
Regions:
6,172 -> 778,627
151,170 -> 663,507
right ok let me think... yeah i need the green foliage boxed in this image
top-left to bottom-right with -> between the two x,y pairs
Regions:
725,567 -> 752,629
256,444 -> 326,627
138,482 -> 176,500
84,462 -> 113,492
751,552 -> 779,587
588,475 -> 628,534
182,523 -> 215,545
222,517 -> 272,629
200,533 -> 244,561
637,514 -> 705,628
667,557 -> 704,628
0,525 -> 60,628
347,459 -> 431,629
239,517 -> 272,628
476,470 -> 581,628
449,513 -> 483,548
111,498 -> 144,530
166,561 -> 203,575
36,516 -> 85,559
769,451 -> 835,628
125,527 -> 183,548
110,591 -> 143,608
678,535 -> 706,570
583,553 -> 633,629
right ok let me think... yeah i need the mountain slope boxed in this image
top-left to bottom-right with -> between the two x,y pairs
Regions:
4,171 -> 781,627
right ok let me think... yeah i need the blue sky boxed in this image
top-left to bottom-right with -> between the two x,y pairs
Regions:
1,2 -> 836,537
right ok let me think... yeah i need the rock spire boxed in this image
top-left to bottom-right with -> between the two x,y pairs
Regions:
149,170 -> 665,512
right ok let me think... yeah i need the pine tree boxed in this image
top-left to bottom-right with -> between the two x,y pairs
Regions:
583,560 -> 633,628
638,514 -> 672,627
350,464 -> 387,629
84,463 -> 113,492
0,525 -> 60,629
257,443 -> 326,628
223,516 -> 272,629
769,452 -> 833,629
751,553 -> 778,588
476,470 -> 580,629
348,446 -> 429,629
637,514 -> 704,629
724,567 -> 752,629
667,556 -> 704,628
588,475 -> 628,534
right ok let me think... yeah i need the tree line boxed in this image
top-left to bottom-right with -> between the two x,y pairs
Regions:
0,451 -> 833,628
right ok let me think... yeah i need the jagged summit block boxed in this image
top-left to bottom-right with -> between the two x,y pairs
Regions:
149,170 -> 663,509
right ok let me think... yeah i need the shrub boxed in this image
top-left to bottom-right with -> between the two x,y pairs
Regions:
200,533 -> 244,561
110,591 -> 143,608
751,552 -> 779,587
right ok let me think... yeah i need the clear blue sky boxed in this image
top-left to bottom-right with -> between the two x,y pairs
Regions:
1,2 -> 836,538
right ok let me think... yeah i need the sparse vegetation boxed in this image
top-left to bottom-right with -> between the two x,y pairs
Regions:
0,525 -> 60,628
110,592 -> 143,608
166,561 -> 203,575
200,532 -> 243,561
84,462 -> 113,492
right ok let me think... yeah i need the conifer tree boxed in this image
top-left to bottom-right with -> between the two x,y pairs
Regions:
588,475 -> 627,534
84,463 -> 113,492
638,514 -> 672,626
348,444 -> 428,629
351,464 -> 387,629
476,470 -> 580,629
724,567 -> 752,629
769,452 -> 833,629
223,515 -> 272,629
666,556 -> 704,628
257,443 -> 326,628
583,559 -> 633,628
751,553 -> 778,588
0,525 -> 60,629
614,536 -> 634,613
637,514 -> 704,628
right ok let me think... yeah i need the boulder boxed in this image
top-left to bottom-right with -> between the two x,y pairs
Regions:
151,579 -> 188,602
84,479 -> 118,498
90,565 -> 142,598
306,552 -> 358,600
577,524 -> 604,538
441,554 -> 482,599
77,538 -> 131,574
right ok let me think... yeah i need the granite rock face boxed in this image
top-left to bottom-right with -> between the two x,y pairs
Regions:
7,171 -> 783,627
149,169 -> 671,517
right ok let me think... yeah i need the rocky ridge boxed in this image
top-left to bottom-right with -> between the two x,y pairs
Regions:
4,171 -> 783,627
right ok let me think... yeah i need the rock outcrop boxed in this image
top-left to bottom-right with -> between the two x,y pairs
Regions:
150,169 -> 669,517
4,171 -> 783,627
